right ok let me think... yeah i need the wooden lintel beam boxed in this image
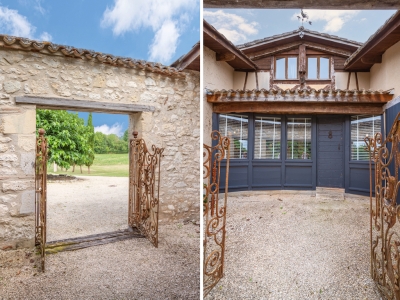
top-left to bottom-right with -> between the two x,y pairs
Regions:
216,53 -> 236,62
15,96 -> 155,113
212,102 -> 384,115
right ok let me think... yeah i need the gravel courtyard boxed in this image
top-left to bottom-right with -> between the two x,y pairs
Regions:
206,191 -> 382,300
0,177 -> 200,299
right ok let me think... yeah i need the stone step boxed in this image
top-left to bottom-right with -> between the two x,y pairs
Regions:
316,187 -> 345,200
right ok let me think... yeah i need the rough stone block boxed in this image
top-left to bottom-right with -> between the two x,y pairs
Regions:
18,134 -> 35,151
0,144 -> 8,152
106,79 -> 119,87
93,75 -> 106,88
1,109 -> 36,134
0,194 -> 17,204
0,167 -> 17,175
145,77 -> 156,86
20,190 -> 35,215
0,153 -> 18,162
20,152 -> 35,175
0,136 -> 12,143
3,53 -> 24,64
2,180 -> 34,192
42,58 -> 60,68
3,80 -> 21,93
0,204 -> 9,218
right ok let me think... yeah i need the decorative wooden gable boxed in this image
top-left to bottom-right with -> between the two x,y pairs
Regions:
236,29 -> 362,90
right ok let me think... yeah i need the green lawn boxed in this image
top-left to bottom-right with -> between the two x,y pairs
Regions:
48,153 -> 129,177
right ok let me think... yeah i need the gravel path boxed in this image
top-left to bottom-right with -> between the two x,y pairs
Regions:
0,176 -> 200,299
205,191 -> 382,300
47,176 -> 129,241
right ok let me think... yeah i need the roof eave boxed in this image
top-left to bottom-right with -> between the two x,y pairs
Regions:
203,19 -> 258,70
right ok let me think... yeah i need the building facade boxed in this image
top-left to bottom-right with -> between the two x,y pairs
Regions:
204,13 -> 400,195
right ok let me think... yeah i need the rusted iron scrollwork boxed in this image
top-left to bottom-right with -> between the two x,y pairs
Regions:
203,130 -> 230,296
366,112 -> 400,300
35,128 -> 47,271
129,131 -> 164,247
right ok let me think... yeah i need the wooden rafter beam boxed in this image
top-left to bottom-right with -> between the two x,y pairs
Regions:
207,92 -> 393,103
216,53 -> 236,61
212,102 -> 385,115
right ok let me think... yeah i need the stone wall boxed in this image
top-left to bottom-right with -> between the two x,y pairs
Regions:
0,48 -> 199,250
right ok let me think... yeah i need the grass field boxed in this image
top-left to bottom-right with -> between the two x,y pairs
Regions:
48,154 -> 129,177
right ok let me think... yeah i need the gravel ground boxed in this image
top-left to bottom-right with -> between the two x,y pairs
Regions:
47,176 -> 129,241
0,177 -> 200,299
205,191 -> 382,300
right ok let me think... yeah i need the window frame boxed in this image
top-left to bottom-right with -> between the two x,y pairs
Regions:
306,56 -> 331,80
275,56 -> 298,80
218,113 -> 249,160
286,117 -> 312,161
350,115 -> 382,162
253,115 -> 282,160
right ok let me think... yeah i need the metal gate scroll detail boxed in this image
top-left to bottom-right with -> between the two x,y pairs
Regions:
366,112 -> 400,300
35,129 -> 47,271
203,131 -> 230,296
129,131 -> 163,248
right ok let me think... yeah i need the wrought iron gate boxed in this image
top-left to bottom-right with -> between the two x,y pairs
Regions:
203,131 -> 230,296
35,128 -> 47,271
366,112 -> 400,299
129,131 -> 164,247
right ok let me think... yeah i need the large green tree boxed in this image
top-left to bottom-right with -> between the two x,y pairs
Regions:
85,113 -> 95,173
94,131 -> 128,154
36,110 -> 91,170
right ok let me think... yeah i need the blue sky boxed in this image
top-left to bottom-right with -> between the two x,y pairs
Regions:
204,9 -> 397,45
0,0 -> 199,136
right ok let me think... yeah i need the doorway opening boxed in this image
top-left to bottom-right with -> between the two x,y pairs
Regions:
37,109 -> 131,243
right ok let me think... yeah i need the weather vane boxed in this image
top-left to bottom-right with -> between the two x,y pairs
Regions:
296,9 -> 312,38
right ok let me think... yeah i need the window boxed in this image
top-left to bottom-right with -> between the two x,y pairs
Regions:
219,114 -> 248,159
287,118 -> 311,159
275,57 -> 297,79
351,115 -> 381,160
254,117 -> 281,159
307,57 -> 330,79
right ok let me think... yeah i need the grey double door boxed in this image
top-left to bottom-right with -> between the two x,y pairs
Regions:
317,116 -> 344,188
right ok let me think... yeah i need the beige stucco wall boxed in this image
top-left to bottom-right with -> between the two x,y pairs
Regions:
233,71 -> 270,90
370,40 -> 400,97
203,46 -> 234,146
0,48 -> 199,250
335,72 -> 370,90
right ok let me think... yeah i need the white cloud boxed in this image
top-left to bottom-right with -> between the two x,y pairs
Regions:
0,6 -> 51,41
203,10 -> 259,44
0,6 -> 35,38
101,0 -> 197,64
39,31 -> 52,41
34,0 -> 46,15
149,20 -> 180,63
94,123 -> 124,137
292,10 -> 359,33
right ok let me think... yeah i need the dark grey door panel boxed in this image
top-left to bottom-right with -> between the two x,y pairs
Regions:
317,117 -> 344,188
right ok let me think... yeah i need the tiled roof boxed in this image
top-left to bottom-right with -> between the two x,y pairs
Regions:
236,28 -> 363,49
0,34 -> 184,77
206,88 -> 393,102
